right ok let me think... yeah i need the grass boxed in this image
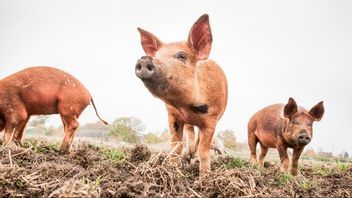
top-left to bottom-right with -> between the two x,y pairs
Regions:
224,157 -> 250,168
2,137 -> 351,197
336,162 -> 350,172
314,166 -> 333,176
94,176 -> 103,187
100,147 -> 125,165
277,173 -> 294,186
299,179 -> 314,190
22,139 -> 60,154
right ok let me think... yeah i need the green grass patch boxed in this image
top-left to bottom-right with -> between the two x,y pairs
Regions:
22,139 -> 59,154
277,173 -> 294,186
299,179 -> 314,190
100,147 -> 125,165
314,166 -> 333,176
94,176 -> 103,187
336,163 -> 350,172
224,157 -> 250,168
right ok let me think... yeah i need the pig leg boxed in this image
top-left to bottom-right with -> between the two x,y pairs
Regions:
168,114 -> 184,156
248,131 -> 259,163
3,125 -> 15,145
291,147 -> 304,176
13,117 -> 30,145
3,110 -> 28,145
277,145 -> 289,172
259,145 -> 268,167
0,119 -> 5,132
184,124 -> 196,160
59,115 -> 79,154
198,125 -> 216,174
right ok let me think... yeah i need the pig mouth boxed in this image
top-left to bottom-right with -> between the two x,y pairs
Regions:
141,76 -> 170,98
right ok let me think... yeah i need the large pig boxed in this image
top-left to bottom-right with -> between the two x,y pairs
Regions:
135,14 -> 228,174
0,66 -> 107,153
248,97 -> 324,175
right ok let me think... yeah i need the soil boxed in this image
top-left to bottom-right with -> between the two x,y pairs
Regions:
0,138 -> 351,197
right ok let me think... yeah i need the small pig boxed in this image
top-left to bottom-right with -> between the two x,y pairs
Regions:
0,66 -> 107,153
135,14 -> 228,174
209,136 -> 225,155
248,97 -> 324,175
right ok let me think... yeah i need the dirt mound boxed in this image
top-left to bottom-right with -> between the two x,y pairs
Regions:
1,138 -> 351,197
128,143 -> 151,163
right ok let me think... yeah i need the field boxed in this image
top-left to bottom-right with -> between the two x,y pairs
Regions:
0,138 -> 351,197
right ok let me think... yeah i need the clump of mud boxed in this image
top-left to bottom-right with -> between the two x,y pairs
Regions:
1,138 -> 351,197
128,143 -> 151,163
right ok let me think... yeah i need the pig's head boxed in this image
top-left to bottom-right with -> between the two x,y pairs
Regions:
135,14 -> 212,105
283,97 -> 324,146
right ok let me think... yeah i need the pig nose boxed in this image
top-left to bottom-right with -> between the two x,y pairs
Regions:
297,133 -> 311,145
135,61 -> 155,80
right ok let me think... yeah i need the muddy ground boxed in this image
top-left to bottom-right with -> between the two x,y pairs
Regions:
0,138 -> 351,197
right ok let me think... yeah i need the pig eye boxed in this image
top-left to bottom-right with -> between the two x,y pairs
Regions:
291,119 -> 298,125
175,52 -> 187,63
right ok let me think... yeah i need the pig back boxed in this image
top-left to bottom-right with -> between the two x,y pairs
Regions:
250,104 -> 287,147
0,66 -> 90,115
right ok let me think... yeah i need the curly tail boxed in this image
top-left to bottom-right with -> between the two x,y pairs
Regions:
90,98 -> 108,125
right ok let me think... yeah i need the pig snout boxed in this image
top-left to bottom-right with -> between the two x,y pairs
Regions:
297,131 -> 311,145
135,56 -> 156,80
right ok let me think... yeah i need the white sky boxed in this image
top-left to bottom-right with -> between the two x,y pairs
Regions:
0,0 -> 351,155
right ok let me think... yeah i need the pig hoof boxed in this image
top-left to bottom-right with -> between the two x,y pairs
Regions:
190,156 -> 199,165
290,170 -> 299,176
13,140 -> 23,146
263,161 -> 272,168
183,151 -> 196,163
182,154 -> 192,163
250,159 -> 257,165
199,169 -> 211,177
59,149 -> 70,155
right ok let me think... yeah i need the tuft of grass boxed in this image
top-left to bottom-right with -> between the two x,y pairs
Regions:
277,173 -> 294,186
336,163 -> 350,173
299,180 -> 314,190
225,157 -> 250,169
100,148 -> 125,165
22,139 -> 60,154
314,166 -> 332,176
23,141 -> 46,153
94,176 -> 103,187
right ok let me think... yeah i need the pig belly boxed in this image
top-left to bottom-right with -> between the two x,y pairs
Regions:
255,130 -> 277,148
178,108 -> 205,127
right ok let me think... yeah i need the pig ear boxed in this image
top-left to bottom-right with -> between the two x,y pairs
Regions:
284,97 -> 298,118
309,101 -> 324,121
137,27 -> 163,57
187,14 -> 213,60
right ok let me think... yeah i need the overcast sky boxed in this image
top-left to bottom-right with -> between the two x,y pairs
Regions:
1,0 -> 351,154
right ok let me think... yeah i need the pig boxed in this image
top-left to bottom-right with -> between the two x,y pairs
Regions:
211,136 -> 225,155
0,66 -> 107,153
135,14 -> 228,174
248,97 -> 324,175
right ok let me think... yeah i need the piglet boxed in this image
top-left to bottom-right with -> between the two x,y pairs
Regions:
135,14 -> 228,174
248,97 -> 324,175
0,66 -> 107,153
